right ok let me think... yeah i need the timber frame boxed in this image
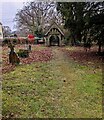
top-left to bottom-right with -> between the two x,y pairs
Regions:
45,22 -> 65,46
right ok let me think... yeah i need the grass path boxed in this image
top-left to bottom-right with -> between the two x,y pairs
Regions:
2,47 -> 102,118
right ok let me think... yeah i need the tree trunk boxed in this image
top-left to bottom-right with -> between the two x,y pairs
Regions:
78,33 -> 82,42
98,43 -> 101,53
97,39 -> 102,53
71,34 -> 76,46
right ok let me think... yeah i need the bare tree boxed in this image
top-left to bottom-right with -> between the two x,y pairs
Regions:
15,1 -> 62,36
15,2 -> 61,34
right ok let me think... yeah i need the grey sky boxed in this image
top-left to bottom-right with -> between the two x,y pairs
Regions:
0,0 -> 50,31
1,0 -> 99,31
0,1 -> 30,31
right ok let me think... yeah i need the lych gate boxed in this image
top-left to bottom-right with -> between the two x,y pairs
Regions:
45,22 -> 64,46
49,35 -> 60,46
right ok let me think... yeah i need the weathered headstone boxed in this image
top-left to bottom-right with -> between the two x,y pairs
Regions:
28,45 -> 31,51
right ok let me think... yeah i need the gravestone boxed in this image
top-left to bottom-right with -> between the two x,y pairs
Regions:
28,45 -> 31,51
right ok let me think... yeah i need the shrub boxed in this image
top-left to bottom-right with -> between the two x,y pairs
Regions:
17,49 -> 29,58
12,38 -> 17,44
2,38 -> 10,45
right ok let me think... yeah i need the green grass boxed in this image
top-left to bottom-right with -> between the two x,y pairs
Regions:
2,47 -> 102,118
3,62 -> 63,118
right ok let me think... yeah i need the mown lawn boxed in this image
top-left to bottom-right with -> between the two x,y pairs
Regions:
2,46 -> 102,118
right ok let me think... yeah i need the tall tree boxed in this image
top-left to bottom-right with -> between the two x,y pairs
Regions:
15,1 -> 61,36
84,2 -> 104,52
57,2 -> 86,45
57,2 -> 104,52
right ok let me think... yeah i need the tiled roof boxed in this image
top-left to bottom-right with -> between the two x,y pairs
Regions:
45,21 -> 64,36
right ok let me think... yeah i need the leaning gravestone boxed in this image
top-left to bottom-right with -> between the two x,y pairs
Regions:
8,42 -> 20,65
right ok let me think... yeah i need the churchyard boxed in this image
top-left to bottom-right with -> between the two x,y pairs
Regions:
1,1 -> 104,119
2,42 -> 103,118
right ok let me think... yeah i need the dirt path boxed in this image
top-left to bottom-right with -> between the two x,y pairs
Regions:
50,47 -> 77,90
47,47 -> 102,118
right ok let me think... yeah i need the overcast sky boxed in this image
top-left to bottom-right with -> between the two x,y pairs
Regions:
0,0 -> 100,31
0,0 -> 32,31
